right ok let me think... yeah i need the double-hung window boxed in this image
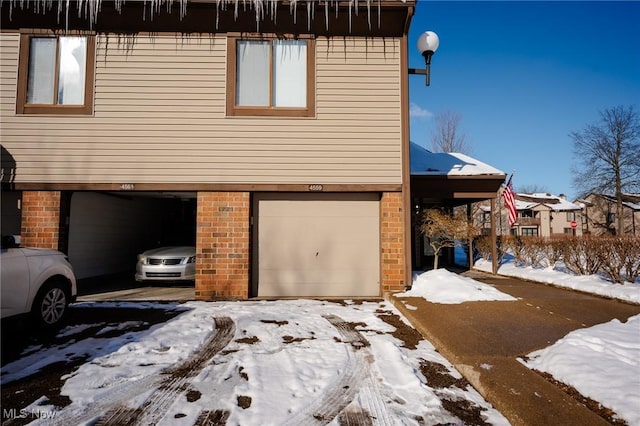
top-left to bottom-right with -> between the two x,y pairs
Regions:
17,33 -> 95,115
227,36 -> 315,117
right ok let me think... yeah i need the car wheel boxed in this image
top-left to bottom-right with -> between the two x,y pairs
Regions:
32,279 -> 69,328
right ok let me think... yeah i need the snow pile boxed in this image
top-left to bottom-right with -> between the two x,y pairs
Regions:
397,268 -> 517,304
523,315 -> 640,425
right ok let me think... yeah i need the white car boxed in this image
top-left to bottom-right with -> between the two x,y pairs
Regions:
135,246 -> 196,282
1,236 -> 77,327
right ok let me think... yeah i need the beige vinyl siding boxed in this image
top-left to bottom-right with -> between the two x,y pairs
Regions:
0,33 -> 19,114
0,33 -> 402,185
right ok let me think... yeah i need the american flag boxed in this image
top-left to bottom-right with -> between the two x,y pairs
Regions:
502,175 -> 517,227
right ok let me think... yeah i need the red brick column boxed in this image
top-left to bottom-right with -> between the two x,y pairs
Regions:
20,191 -> 61,250
196,191 -> 250,299
381,192 -> 406,294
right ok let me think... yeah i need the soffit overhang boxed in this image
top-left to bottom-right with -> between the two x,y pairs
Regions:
1,0 -> 415,37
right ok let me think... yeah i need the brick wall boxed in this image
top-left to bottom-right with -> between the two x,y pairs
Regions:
20,191 -> 61,250
381,192 -> 405,293
196,191 -> 250,299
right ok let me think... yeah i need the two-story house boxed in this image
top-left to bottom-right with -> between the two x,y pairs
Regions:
514,193 -> 583,237
576,193 -> 640,235
1,0 -> 421,299
477,192 -> 583,237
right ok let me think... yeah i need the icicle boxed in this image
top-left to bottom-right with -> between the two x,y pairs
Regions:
291,0 -> 297,26
271,0 -> 277,26
215,0 -> 221,30
348,0 -> 352,34
181,0 -> 188,20
254,0 -> 262,32
366,0 -> 370,30
378,0 -> 381,29
306,0 -> 311,32
324,0 -> 328,31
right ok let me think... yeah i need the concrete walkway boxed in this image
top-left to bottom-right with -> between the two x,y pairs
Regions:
76,272 -> 195,302
77,286 -> 195,302
391,270 -> 640,426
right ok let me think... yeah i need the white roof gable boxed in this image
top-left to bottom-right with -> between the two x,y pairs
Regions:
516,193 -> 582,211
410,143 -> 504,176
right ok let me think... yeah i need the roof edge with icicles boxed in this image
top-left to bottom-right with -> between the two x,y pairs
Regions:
2,0 -> 411,33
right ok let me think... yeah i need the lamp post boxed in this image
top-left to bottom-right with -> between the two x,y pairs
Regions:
409,30 -> 439,86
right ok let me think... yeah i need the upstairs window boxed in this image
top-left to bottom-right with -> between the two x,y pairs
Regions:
227,36 -> 315,117
17,34 -> 95,115
519,210 -> 534,218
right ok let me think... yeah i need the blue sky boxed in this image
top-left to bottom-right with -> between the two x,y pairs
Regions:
407,1 -> 640,200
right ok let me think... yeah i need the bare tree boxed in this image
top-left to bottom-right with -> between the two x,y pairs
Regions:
570,105 -> 640,235
420,208 -> 479,269
430,110 -> 471,154
517,184 -> 549,194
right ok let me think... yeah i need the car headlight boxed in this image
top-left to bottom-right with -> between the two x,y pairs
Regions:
138,254 -> 147,263
187,255 -> 196,264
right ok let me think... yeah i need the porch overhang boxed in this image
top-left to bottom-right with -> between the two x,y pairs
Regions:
411,174 -> 506,206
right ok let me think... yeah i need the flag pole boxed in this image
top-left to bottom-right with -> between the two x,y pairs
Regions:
491,197 -> 497,274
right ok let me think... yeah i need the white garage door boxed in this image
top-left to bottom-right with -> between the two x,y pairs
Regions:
254,193 -> 380,297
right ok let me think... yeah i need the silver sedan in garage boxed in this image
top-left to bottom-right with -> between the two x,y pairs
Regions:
135,246 -> 196,282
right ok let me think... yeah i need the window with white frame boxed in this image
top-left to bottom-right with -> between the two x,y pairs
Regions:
17,33 -> 95,115
227,36 -> 315,117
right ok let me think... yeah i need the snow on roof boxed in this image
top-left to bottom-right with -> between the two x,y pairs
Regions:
410,142 -> 505,177
516,193 -> 582,211
581,193 -> 640,211
514,199 -> 538,210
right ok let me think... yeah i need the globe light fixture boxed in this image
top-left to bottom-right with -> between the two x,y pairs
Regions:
410,30 -> 439,86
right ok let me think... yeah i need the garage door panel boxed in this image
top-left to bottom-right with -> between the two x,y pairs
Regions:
255,193 -> 380,297
259,270 -> 373,297
258,217 -> 377,270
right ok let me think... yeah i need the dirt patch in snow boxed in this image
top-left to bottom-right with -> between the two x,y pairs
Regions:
535,370 -> 628,425
419,359 -> 469,389
236,395 -> 252,409
376,310 -> 424,350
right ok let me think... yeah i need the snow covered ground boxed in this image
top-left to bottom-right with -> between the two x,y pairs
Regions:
1,299 -> 509,425
2,262 -> 638,425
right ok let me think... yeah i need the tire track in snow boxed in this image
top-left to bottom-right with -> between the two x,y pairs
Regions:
100,316 -> 235,425
283,314 -> 391,425
339,403 -> 374,426
33,316 -> 234,426
193,409 -> 230,425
